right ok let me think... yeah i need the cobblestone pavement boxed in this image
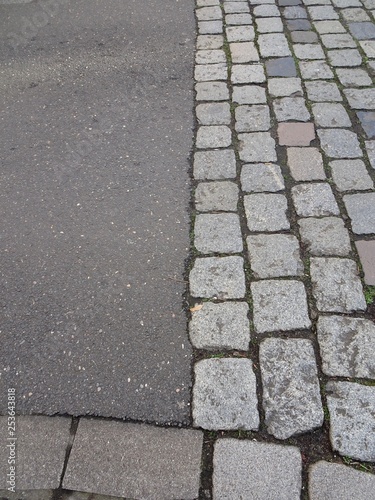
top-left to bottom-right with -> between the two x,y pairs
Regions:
2,0 -> 375,498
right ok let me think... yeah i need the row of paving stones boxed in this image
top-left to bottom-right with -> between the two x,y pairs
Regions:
190,0 -> 375,496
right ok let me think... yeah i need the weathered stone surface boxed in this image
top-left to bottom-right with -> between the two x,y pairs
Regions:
348,21 -> 375,39
314,20 -> 346,33
213,440 -> 302,500
287,19 -> 312,30
195,181 -> 239,212
194,213 -> 243,254
63,420 -> 203,499
193,358 -> 259,430
195,63 -> 228,82
357,111 -> 375,139
366,139 -> 375,169
241,163 -> 285,192
343,193 -> 375,234
317,315 -> 375,378
199,20 -> 223,34
230,41 -> 259,63
312,103 -> 351,127
283,6 -> 308,18
189,301 -> 250,350
292,183 -> 339,217
0,491 -> 53,500
310,257 -> 366,312
0,416 -> 71,490
223,1 -> 250,14
195,81 -> 229,101
305,80 -> 342,101
341,7 -> 371,21
194,149 -> 236,180
231,64 -> 266,83
299,60 -> 334,79
190,256 -> 246,298
287,147 -> 325,180
327,48 -> 362,66
317,129 -> 361,158
254,4 -> 281,16
197,34 -> 224,50
196,125 -> 232,149
235,105 -> 270,132
247,234 -> 303,278
298,217 -> 351,256
196,49 -> 226,64
309,461 -> 375,500
258,33 -> 291,57
326,382 -> 375,462
268,77 -> 303,97
293,43 -> 325,59
265,56 -> 297,76
330,159 -> 373,191
278,122 -> 316,145
196,6 -> 222,21
226,13 -> 253,25
356,239 -> 375,285
320,33 -> 356,48
244,193 -> 289,231
256,17 -> 284,32
196,102 -> 231,125
273,97 -> 310,121
291,30 -> 319,43
238,132 -> 277,162
252,280 -> 311,333
260,338 -> 323,439
344,88 -> 375,109
226,25 -> 255,42
232,85 -> 267,104
308,5 -> 339,19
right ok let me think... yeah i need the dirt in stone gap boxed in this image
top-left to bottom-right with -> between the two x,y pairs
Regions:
367,302 -> 375,322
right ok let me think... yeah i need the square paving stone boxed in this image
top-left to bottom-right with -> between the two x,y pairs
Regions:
343,193 -> 375,234
195,81 -> 229,101
299,60 -> 334,79
268,77 -> 303,97
273,97 -> 311,121
308,5 -> 339,18
195,181 -> 239,212
241,163 -> 285,192
213,440 -> 302,500
63,420 -> 203,500
305,80 -> 346,102
310,257 -> 366,312
196,102 -> 231,125
196,125 -> 232,149
260,338 -> 323,439
344,88 -> 375,109
357,111 -> 375,138
309,461 -> 375,500
244,193 -> 290,231
198,0 -> 220,6
0,416 -> 71,490
291,30 -> 319,42
247,233 -> 303,278
293,43 -> 326,59
230,41 -> 259,63
292,183 -> 339,217
190,256 -> 246,298
256,17 -> 284,32
196,6 -> 223,21
317,315 -> 375,378
348,21 -> 375,39
366,139 -> 375,169
313,20 -> 346,33
287,19 -> 312,30
197,34 -> 224,50
199,21 -> 223,34
317,129 -> 362,158
193,358 -> 259,430
226,25 -> 255,42
194,213 -> 243,254
235,105 -> 271,132
287,147 -> 326,180
341,7 -> 371,21
189,301 -> 250,350
356,239 -> 375,284
278,122 -> 316,145
326,382 -> 375,462
360,40 -> 375,57
312,103 -> 351,128
258,33 -> 292,57
232,85 -> 267,104
298,217 -> 352,256
238,132 -> 277,162
335,67 -> 372,87
226,13 -> 253,25
194,149 -> 236,179
265,57 -> 297,76
327,48 -> 362,66
252,280 -> 311,333
196,49 -> 226,64
195,63 -> 228,82
283,6 -> 308,18
223,1 -> 250,14
253,4 -> 281,16
330,159 -> 373,191
231,64 -> 266,84
320,33 -> 357,48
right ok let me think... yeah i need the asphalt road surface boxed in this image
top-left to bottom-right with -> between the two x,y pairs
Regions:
0,0 -> 195,423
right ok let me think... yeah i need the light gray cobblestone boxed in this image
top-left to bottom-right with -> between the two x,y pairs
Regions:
244,193 -> 289,231
273,97 -> 311,121
310,257 -> 366,312
256,17 -> 284,32
268,77 -> 303,97
260,338 -> 324,439
194,213 -> 243,254
194,149 -> 236,179
223,1 -> 250,13
196,102 -> 231,125
298,217 -> 352,256
312,102 -> 352,127
287,147 -> 326,180
321,33 -> 357,48
318,129 -> 362,157
195,181 -> 239,211
196,49 -> 226,64
196,6 -> 222,21
305,80 -> 342,101
327,48 -> 362,66
326,381 -> 375,462
330,159 -> 374,191
308,5 -> 340,19
254,4 -> 281,16
230,41 -> 259,62
343,193 -> 375,234
314,20 -> 346,32
194,63 -> 228,81
258,33 -> 291,57
232,85 -> 267,104
198,20 -> 223,34
197,34 -> 224,50
193,358 -> 259,430
292,183 -> 339,217
336,67 -> 372,87
299,60 -> 334,79
196,125 -> 232,148
241,163 -> 285,192
235,105 -> 271,132
344,88 -> 375,109
231,63 -> 266,83
293,43 -> 326,59
252,280 -> 311,332
226,13 -> 253,25
238,132 -> 277,162
195,81 -> 229,101
226,25 -> 255,41
366,139 -> 375,169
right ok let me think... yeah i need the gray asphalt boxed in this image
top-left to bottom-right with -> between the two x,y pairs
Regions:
0,0 -> 195,424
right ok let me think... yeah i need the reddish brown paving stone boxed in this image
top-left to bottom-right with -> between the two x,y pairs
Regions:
278,122 -> 315,146
356,240 -> 375,285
